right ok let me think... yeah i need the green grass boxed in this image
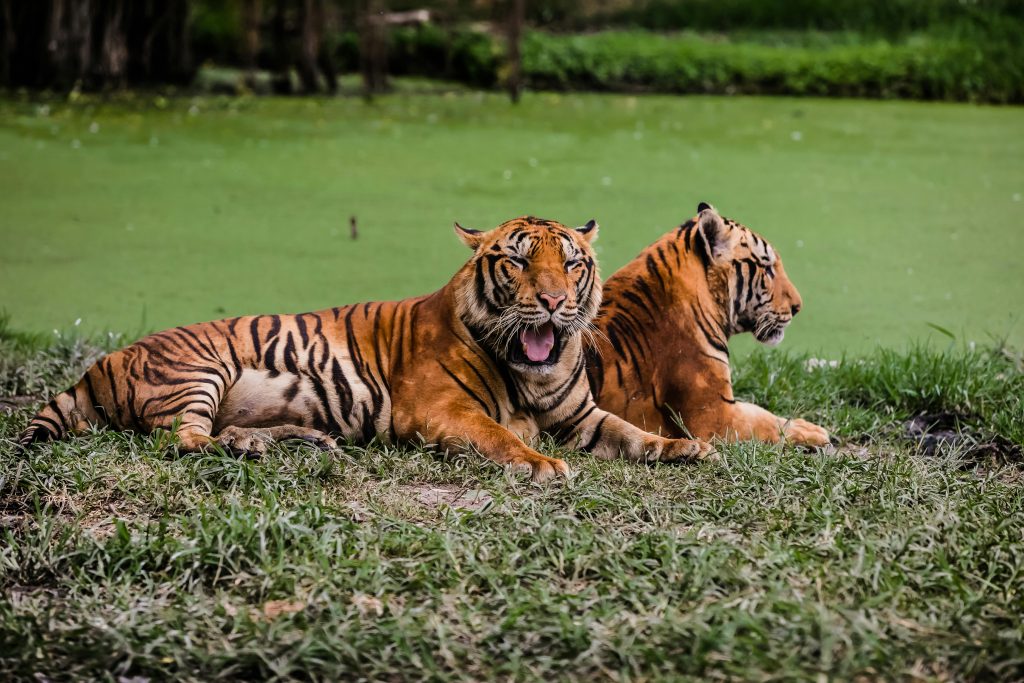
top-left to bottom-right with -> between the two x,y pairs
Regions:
1,330 -> 1022,680
0,90 -> 1022,354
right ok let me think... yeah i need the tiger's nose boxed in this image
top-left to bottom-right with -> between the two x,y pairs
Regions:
538,292 -> 567,312
791,302 -> 802,316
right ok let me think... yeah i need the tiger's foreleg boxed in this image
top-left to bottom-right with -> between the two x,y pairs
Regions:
565,404 -> 715,463
421,405 -> 570,483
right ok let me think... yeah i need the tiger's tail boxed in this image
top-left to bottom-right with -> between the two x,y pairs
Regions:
17,378 -> 107,449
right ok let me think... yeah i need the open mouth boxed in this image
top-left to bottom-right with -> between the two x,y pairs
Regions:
509,322 -> 562,366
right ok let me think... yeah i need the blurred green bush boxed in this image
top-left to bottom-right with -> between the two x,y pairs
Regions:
361,24 -> 1022,103
604,0 -> 1024,34
518,29 -> 1023,103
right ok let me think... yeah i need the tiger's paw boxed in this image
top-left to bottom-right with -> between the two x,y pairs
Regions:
508,454 -> 571,483
659,437 -> 717,463
297,433 -> 338,451
783,418 -> 831,448
214,426 -> 270,458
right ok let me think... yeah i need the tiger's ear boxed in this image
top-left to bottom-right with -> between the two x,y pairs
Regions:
575,219 -> 599,243
697,203 -> 731,261
454,222 -> 485,250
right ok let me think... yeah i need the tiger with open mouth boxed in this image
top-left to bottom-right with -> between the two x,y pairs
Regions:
20,215 -> 714,481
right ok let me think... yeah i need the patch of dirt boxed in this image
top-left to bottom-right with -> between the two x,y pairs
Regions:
404,484 -> 494,512
257,599 -> 306,621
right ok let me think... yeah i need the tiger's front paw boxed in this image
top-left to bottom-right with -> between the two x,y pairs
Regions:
783,418 -> 831,448
508,454 -> 571,483
659,437 -> 717,463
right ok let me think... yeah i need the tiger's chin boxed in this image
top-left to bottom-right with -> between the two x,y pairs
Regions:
753,318 -> 789,347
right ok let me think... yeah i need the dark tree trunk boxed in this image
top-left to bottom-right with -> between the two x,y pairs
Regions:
506,0 -> 524,103
99,0 -> 128,87
297,0 -> 318,92
316,0 -> 338,94
0,0 -> 13,84
68,0 -> 92,84
359,0 -> 387,99
46,0 -> 66,84
242,0 -> 261,89
269,0 -> 292,93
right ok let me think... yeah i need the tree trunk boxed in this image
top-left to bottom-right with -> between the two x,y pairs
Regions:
360,0 -> 387,99
297,0 -> 319,92
269,0 -> 291,93
242,0 -> 261,89
99,0 -> 127,87
69,0 -> 92,84
316,0 -> 338,94
46,0 -> 67,85
0,0 -> 16,85
506,0 -> 524,103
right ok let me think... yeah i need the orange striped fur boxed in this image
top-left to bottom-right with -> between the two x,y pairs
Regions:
20,216 -> 713,481
587,204 -> 831,446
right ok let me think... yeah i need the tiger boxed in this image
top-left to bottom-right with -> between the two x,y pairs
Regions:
586,203 -> 831,447
19,215 -> 714,481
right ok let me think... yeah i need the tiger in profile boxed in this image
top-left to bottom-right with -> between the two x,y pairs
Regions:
587,203 -> 831,447
20,216 -> 713,481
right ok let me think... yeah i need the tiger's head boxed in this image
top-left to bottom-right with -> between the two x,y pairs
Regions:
694,203 -> 803,346
453,215 -> 601,372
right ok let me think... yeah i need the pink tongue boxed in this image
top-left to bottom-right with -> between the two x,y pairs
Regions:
520,323 -> 555,362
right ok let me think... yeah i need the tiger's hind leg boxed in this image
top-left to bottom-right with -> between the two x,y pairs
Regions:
154,376 -> 337,456
213,425 -> 337,457
707,401 -> 831,448
150,380 -> 228,453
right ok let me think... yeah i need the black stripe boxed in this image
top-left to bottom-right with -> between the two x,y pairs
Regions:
645,254 -> 667,292
331,358 -> 355,418
283,333 -> 299,374
250,317 -> 263,362
83,372 -> 102,415
693,228 -> 712,270
463,360 -> 501,420
48,398 -> 70,431
264,337 -> 281,376
102,358 -> 122,426
34,414 -> 62,434
225,337 -> 242,374
310,370 -> 343,434
581,415 -> 608,452
441,363 -> 493,416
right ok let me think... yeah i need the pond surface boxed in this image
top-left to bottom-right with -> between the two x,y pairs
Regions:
0,90 -> 1021,353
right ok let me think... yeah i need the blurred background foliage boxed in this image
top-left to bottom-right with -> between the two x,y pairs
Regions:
2,0 -> 1022,102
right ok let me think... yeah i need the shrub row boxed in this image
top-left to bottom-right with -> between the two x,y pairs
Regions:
520,30 -> 1024,103
363,26 -> 1022,103
603,0 -> 1024,34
